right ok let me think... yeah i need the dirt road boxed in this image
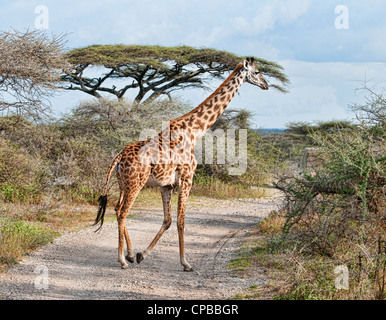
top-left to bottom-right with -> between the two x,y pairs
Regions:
0,190 -> 282,300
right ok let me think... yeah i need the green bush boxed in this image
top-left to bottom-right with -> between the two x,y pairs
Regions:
0,137 -> 46,203
0,220 -> 58,268
276,124 -> 385,252
272,91 -> 386,299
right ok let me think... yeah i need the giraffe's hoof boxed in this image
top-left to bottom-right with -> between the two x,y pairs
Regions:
136,252 -> 144,264
120,263 -> 128,269
184,266 -> 194,272
126,255 -> 135,264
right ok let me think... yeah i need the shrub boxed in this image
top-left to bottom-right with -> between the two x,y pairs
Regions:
276,123 -> 385,251
272,90 -> 386,299
0,220 -> 58,269
0,137 -> 46,203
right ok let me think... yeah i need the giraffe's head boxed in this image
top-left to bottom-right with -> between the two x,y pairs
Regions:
242,57 -> 269,90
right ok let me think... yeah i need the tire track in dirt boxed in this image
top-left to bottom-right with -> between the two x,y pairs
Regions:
0,191 -> 282,300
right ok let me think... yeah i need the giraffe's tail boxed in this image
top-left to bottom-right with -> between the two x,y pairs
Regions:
94,194 -> 108,232
93,153 -> 123,232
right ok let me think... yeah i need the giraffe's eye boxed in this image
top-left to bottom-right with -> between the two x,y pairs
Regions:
254,71 -> 260,75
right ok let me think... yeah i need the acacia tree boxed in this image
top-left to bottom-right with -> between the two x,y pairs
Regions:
0,29 -> 68,120
62,45 -> 289,104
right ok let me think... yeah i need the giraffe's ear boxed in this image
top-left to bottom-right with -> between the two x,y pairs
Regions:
243,57 -> 255,69
243,58 -> 250,69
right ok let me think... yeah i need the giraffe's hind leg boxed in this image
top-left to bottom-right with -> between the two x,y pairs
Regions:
117,190 -> 144,268
115,177 -> 135,266
116,191 -> 135,263
116,167 -> 150,269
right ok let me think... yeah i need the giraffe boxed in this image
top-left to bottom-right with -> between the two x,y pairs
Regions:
94,57 -> 269,271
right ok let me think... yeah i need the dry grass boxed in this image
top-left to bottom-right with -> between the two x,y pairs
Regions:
230,208 -> 386,300
191,176 -> 265,199
0,219 -> 58,272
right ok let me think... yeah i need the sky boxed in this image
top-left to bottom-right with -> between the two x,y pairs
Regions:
1,0 -> 386,128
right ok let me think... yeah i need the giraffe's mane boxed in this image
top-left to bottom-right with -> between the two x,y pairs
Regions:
173,62 -> 244,122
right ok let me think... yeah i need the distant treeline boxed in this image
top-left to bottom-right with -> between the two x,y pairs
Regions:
254,128 -> 286,135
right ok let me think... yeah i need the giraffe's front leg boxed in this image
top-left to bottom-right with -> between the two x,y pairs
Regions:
176,165 -> 195,272
136,185 -> 173,264
177,201 -> 193,272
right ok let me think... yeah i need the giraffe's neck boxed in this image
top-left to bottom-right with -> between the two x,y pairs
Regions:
172,63 -> 245,145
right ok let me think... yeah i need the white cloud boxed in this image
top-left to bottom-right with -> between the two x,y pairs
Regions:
363,24 -> 386,61
232,5 -> 275,35
278,0 -> 311,23
231,0 -> 311,36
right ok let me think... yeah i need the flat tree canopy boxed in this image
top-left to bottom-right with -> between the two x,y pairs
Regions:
62,45 -> 289,104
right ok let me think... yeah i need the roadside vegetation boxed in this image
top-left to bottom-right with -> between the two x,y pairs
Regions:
229,90 -> 385,300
